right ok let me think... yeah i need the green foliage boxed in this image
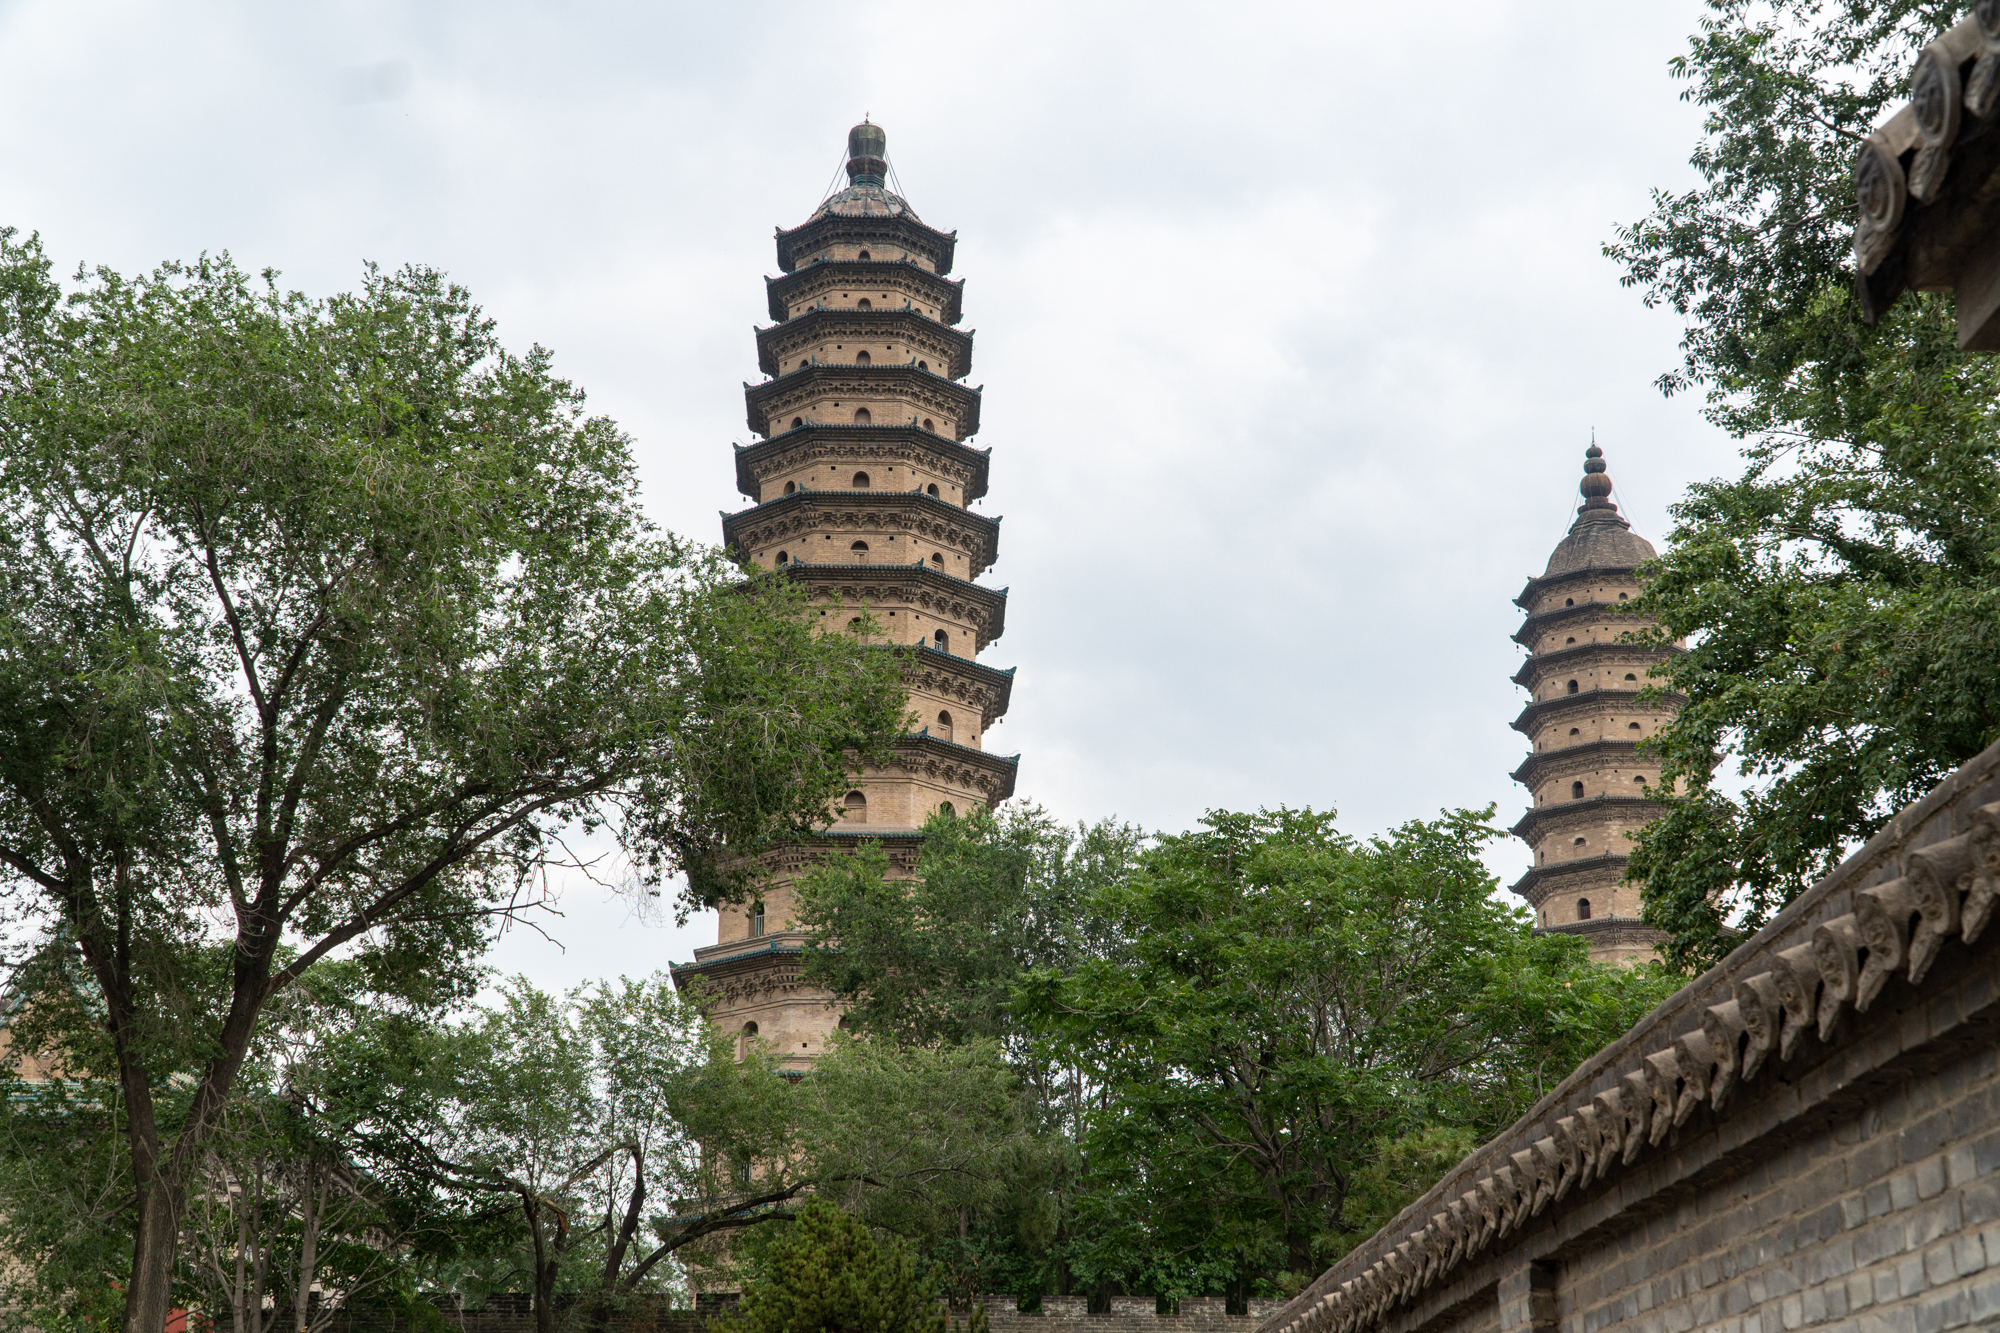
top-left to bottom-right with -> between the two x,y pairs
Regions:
1331,1126 -> 1482,1269
0,1073 -> 133,1332
1606,2 -> 2000,970
794,806 -> 1143,1301
797,805 -> 1140,1052
0,232 -> 904,1328
711,1198 -> 946,1333
1015,807 -> 1673,1292
325,974 -> 807,1333
0,957 -> 447,1333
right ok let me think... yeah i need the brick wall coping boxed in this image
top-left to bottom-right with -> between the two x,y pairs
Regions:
1257,734 -> 2000,1333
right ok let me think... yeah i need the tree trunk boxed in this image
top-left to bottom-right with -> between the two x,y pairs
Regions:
126,1181 -> 183,1333
295,1161 -> 323,1333
118,1019 -> 180,1333
534,1254 -> 560,1333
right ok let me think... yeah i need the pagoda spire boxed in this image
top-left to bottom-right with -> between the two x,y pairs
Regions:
1505,442 -> 1682,964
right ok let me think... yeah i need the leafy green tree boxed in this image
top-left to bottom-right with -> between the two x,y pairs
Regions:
1606,1 -> 2000,969
796,805 -> 1139,1052
1014,808 -> 1671,1298
0,953 -> 451,1333
0,234 -> 905,1333
710,1198 -> 948,1333
331,976 -> 803,1333
794,806 -> 1142,1302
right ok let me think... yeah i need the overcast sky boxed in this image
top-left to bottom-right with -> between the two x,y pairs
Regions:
0,0 -> 1745,991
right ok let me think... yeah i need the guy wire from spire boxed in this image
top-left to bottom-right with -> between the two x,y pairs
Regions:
814,129 -> 852,208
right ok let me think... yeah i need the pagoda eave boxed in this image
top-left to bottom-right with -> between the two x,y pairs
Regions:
1531,917 -> 1669,950
1511,600 -> 1657,647
755,308 -> 974,379
1511,687 -> 1686,735
1509,741 -> 1650,788
744,365 -> 982,439
889,733 -> 1020,803
1509,793 -> 1659,842
1511,641 -> 1681,688
1513,566 -> 1645,610
734,425 -> 991,503
775,214 -> 958,276
765,261 -> 965,325
892,643 -> 1015,727
781,560 -> 1010,649
722,491 -> 1002,570
1508,852 -> 1632,900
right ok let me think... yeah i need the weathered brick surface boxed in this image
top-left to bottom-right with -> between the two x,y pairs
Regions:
1258,738 -> 2000,1333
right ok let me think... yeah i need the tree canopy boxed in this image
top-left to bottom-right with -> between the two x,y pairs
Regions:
1606,1 -> 2000,970
800,805 -> 1671,1306
0,234 -> 905,1333
1015,808 -> 1668,1296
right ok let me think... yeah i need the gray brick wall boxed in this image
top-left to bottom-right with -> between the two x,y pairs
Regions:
1558,1035 -> 2000,1333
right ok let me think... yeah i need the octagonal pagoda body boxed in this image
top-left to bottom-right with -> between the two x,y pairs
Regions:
672,124 -> 1018,1070
1508,446 -> 1680,964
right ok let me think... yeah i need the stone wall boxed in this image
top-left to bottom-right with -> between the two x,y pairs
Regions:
318,1292 -> 1280,1333
1257,736 -> 2000,1333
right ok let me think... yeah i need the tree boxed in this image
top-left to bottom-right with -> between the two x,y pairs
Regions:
794,806 -> 1142,1302
330,976 -> 805,1333
1605,1 -> 2000,969
0,952 -> 452,1333
178,965 -> 442,1333
796,805 -> 1139,1052
0,235 -> 906,1333
709,1198 -> 948,1333
1014,808 -> 1671,1298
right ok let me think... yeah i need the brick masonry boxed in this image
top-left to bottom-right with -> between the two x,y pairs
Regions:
1259,736 -> 2000,1333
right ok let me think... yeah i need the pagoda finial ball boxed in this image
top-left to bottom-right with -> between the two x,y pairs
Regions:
1581,472 -> 1614,499
848,122 -> 887,162
845,122 -> 889,187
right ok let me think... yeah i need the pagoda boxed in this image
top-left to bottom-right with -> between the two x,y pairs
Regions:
1507,444 -> 1681,964
671,123 -> 1018,1069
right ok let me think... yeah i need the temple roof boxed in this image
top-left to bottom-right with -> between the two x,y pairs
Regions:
1852,14 -> 2000,348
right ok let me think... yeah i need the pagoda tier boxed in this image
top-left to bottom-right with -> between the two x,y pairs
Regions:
756,308 -> 973,380
677,122 -> 1020,1077
765,260 -> 964,326
898,642 -> 1015,730
1510,640 -> 1682,690
775,212 -> 957,276
734,425 -> 990,504
723,489 -> 1000,582
783,562 -> 1009,656
745,364 -> 982,440
1507,445 -> 1681,964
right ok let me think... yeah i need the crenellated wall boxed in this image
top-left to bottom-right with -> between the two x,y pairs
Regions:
1262,733 -> 2000,1333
